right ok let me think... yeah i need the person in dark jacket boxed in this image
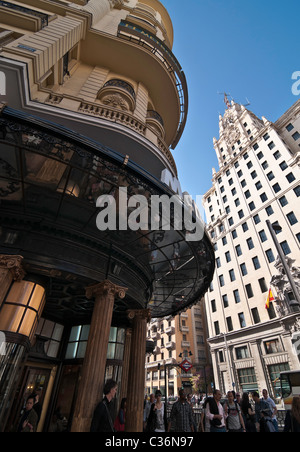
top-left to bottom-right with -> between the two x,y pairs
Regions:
284,396 -> 300,432
90,379 -> 118,432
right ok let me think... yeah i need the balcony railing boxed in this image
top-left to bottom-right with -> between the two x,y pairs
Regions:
0,0 -> 49,28
117,20 -> 188,149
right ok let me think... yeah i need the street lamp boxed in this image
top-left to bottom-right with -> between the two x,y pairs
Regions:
266,220 -> 300,307
222,332 -> 235,391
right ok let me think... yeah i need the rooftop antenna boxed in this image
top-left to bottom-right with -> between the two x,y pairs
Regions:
243,97 -> 251,107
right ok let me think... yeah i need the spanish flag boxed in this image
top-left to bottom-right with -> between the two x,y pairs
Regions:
265,289 -> 274,309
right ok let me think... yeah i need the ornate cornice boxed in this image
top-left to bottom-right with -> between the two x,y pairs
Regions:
86,279 -> 127,299
0,254 -> 25,281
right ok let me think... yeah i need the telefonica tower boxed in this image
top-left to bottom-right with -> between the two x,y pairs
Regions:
0,0 -> 214,431
203,97 -> 300,399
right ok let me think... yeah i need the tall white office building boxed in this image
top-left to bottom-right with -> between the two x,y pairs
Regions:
203,98 -> 300,398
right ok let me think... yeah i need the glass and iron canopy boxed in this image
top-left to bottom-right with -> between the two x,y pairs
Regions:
0,107 -> 214,325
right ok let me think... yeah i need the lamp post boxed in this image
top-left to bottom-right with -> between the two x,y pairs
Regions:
222,332 -> 235,391
266,220 -> 300,307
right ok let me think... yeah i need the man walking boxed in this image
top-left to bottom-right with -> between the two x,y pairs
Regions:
90,379 -> 118,432
168,389 -> 194,432
225,391 -> 246,432
262,389 -> 278,432
206,389 -> 227,432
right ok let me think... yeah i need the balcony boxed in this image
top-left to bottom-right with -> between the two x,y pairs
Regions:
181,325 -> 189,333
165,341 -> 175,350
97,79 -> 136,113
165,325 -> 175,335
117,20 -> 188,149
151,330 -> 160,340
181,341 -> 190,348
146,110 -> 165,139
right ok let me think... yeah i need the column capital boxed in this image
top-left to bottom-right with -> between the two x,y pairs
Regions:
85,279 -> 127,300
127,309 -> 151,323
0,254 -> 25,281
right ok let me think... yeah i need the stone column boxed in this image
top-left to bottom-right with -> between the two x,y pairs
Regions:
0,255 -> 26,431
125,309 -> 151,432
0,255 -> 25,304
119,328 -> 132,402
71,280 -> 127,432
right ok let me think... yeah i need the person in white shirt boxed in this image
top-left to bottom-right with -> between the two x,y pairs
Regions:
206,389 -> 227,432
262,389 -> 278,432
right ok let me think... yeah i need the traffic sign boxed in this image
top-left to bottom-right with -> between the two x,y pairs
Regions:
179,359 -> 193,373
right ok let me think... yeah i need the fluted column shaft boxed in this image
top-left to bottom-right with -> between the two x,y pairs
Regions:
125,309 -> 151,432
71,280 -> 127,432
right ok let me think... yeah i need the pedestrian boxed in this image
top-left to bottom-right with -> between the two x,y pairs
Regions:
205,389 -> 227,432
147,390 -> 167,432
261,389 -> 278,432
284,396 -> 300,432
187,393 -> 197,432
252,391 -> 273,432
241,392 -> 256,432
225,391 -> 246,432
114,397 -> 126,432
235,393 -> 241,406
90,379 -> 118,432
144,393 -> 155,431
167,389 -> 194,432
17,395 -> 38,432
199,397 -> 211,432
31,388 -> 42,426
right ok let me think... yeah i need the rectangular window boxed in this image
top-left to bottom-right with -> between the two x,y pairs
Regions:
287,211 -> 298,225
259,230 -> 267,242
266,249 -> 275,263
219,275 -> 225,286
238,368 -> 257,392
280,240 -> 291,255
234,289 -> 241,303
260,192 -> 268,202
222,294 -> 229,308
273,183 -> 281,193
252,256 -> 261,270
264,339 -> 283,354
246,237 -> 254,249
229,269 -> 236,281
240,263 -> 247,276
292,131 -> 300,141
214,321 -> 220,336
236,346 -> 249,359
226,317 -> 233,331
258,277 -> 268,293
252,308 -> 261,324
279,195 -> 288,206
286,172 -> 295,183
245,283 -> 254,298
235,244 -> 242,256
238,312 -> 246,328
286,123 -> 294,132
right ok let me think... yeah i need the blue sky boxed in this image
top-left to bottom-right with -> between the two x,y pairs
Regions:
160,0 -> 300,199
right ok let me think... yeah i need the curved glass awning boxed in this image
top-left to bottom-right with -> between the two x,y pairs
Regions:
0,107 -> 214,321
